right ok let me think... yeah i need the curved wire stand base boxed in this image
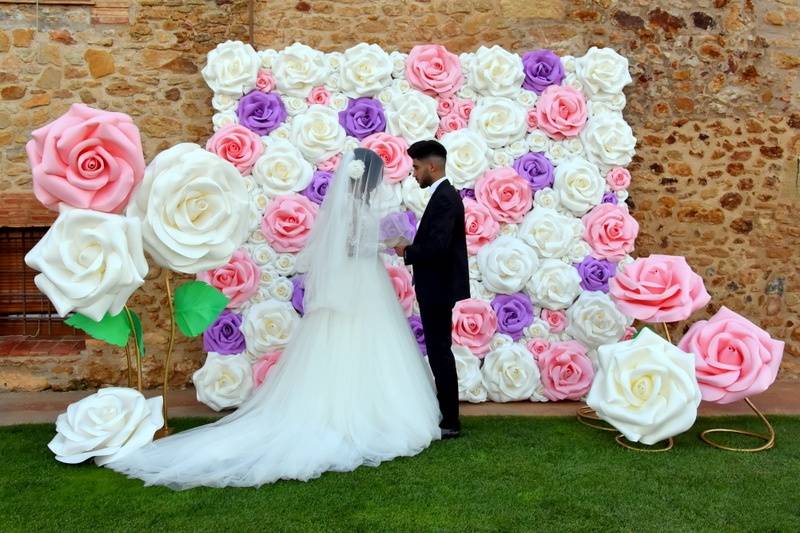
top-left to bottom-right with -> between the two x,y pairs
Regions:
699,397 -> 775,452
154,269 -> 176,440
615,434 -> 674,453
576,406 -> 617,432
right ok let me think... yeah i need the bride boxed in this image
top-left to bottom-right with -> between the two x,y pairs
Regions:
107,148 -> 442,489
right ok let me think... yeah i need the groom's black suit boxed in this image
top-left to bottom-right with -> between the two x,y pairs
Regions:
403,179 -> 469,431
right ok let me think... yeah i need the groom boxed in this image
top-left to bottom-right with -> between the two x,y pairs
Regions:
395,140 -> 469,439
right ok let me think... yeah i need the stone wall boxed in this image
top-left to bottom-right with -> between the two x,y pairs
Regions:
0,0 -> 798,391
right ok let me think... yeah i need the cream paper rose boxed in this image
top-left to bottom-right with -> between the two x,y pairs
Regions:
553,157 -> 605,216
524,317 -> 552,341
470,279 -> 495,302
371,181 -> 404,217
453,345 -> 488,403
289,104 -> 346,163
469,97 -> 527,148
401,176 -> 432,218
526,259 -> 583,310
482,343 -> 542,402
269,276 -> 294,302
385,90 -> 439,144
271,253 -> 296,276
527,129 -> 551,153
242,300 -> 299,356
580,112 -> 637,169
126,143 -> 250,274
212,110 -> 238,131
193,352 -> 254,411
519,207 -> 583,260
258,49 -> 278,69
469,45 -> 525,97
202,40 -> 260,96
249,243 -> 277,266
25,207 -> 148,322
212,93 -> 238,112
251,139 -> 313,196
273,42 -> 329,97
586,328 -> 701,445
574,47 -> 633,101
339,43 -> 394,98
441,129 -> 491,189
533,188 -> 562,211
48,387 -> 163,465
477,235 -> 538,294
565,290 -> 628,349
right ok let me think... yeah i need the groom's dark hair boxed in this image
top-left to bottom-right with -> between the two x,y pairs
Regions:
407,140 -> 447,163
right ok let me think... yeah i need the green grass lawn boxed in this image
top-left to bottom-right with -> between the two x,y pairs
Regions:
1,416 -> 799,532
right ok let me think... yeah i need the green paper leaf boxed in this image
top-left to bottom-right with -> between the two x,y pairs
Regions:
129,309 -> 146,358
65,311 -> 131,347
174,281 -> 229,337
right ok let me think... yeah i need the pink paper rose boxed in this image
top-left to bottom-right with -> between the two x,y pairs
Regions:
197,249 -> 260,309
526,107 -> 538,132
361,133 -> 412,183
261,194 -> 319,253
582,203 -> 639,262
405,44 -> 464,97
537,340 -> 594,401
606,167 -> 631,191
317,153 -> 342,172
436,96 -> 456,117
609,254 -> 711,323
253,351 -> 282,387
534,85 -> 588,140
678,307 -> 784,404
255,69 -> 276,92
26,103 -> 145,213
437,113 -> 468,138
454,98 -> 474,121
541,309 -> 567,333
463,198 -> 500,255
385,264 -> 415,317
307,86 -> 331,105
205,124 -> 264,175
621,326 -> 637,341
475,168 -> 533,224
452,298 -> 498,356
527,338 -> 551,359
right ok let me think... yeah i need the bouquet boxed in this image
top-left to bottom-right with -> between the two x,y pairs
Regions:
379,211 -> 417,249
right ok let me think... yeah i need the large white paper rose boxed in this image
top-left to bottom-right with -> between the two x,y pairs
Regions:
202,40 -> 260,96
519,207 -> 583,260
273,42 -> 329,97
566,291 -> 627,349
574,47 -> 633,101
339,43 -> 393,98
526,258 -> 582,310
453,345 -> 488,403
401,176 -> 432,218
25,207 -> 148,321
193,352 -> 254,411
371,181 -> 404,217
552,157 -> 605,216
482,343 -> 541,402
242,300 -> 299,355
469,45 -> 524,97
580,112 -> 637,168
587,328 -> 701,445
126,143 -> 250,274
385,91 -> 439,144
48,387 -> 163,465
289,105 -> 346,163
477,235 -> 538,294
251,139 -> 313,196
441,129 -> 491,189
469,97 -> 527,148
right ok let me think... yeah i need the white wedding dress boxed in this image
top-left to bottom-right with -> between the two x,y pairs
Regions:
106,151 -> 441,489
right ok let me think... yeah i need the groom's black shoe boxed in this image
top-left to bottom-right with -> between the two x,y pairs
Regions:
441,428 -> 460,440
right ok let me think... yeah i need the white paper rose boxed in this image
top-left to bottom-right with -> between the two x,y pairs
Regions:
580,112 -> 637,168
289,105 -> 346,163
283,96 -> 309,116
469,45 -> 524,97
251,139 -> 313,196
339,43 -> 393,98
566,291 -> 627,349
524,317 -> 552,341
565,240 -> 593,264
242,300 -> 299,355
389,51 -> 408,78
533,188 -> 562,211
249,243 -> 277,266
385,91 -> 439,144
469,97 -> 527,148
453,345 -> 488,403
519,207 -> 583,260
470,279 -> 495,302
441,129 -> 491,189
212,93 -> 238,112
468,255 -> 482,280
126,143 -> 250,274
271,253 -> 296,276
258,49 -> 278,69
527,130 -> 551,153
586,328 -> 701,445
574,47 -> 633,101
273,42 -> 329,97
269,277 -> 294,302
553,157 -> 605,216
477,236 -> 538,294
526,258 -> 583,310
25,207 -> 148,321
547,138 -> 585,166
202,40 -> 260,96
371,181 -> 404,217
212,110 -> 238,132
193,352 -> 254,411
482,343 -> 541,402
48,387 -> 163,465
401,176 -> 432,218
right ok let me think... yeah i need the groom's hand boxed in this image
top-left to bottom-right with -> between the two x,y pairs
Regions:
394,245 -> 407,257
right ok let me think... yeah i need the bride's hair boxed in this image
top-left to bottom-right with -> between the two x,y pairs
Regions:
351,147 -> 384,203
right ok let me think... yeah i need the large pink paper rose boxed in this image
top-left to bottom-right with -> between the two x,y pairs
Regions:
475,168 -> 533,224
537,340 -> 594,401
452,299 -> 498,356
26,103 -> 145,213
197,249 -> 260,309
582,203 -> 639,262
253,351 -> 282,387
261,194 -> 319,253
606,167 -> 631,191
534,85 -> 588,140
609,255 -> 711,323
385,264 -> 415,317
405,44 -> 464,97
678,307 -> 784,404
464,198 -> 500,255
361,133 -> 412,183
205,124 -> 264,175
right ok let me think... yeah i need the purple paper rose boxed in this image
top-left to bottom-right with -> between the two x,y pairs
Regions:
513,152 -> 555,192
521,49 -> 565,94
203,310 -> 246,355
379,210 -> 417,247
491,293 -> 535,341
338,98 -> 386,140
301,170 -> 333,205
291,275 -> 305,315
459,188 -> 476,200
409,315 -> 427,355
237,90 -> 287,135
574,256 -> 616,293
601,191 -> 619,205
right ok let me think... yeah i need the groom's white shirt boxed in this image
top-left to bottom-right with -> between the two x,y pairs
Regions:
429,176 -> 448,195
